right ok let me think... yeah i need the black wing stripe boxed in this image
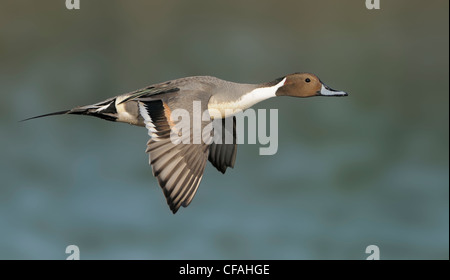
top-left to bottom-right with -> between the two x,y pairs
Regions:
182,156 -> 208,207
149,141 -> 180,167
119,85 -> 180,104
151,143 -> 192,176
181,143 -> 210,206
170,151 -> 205,208
171,152 -> 202,201
156,153 -> 185,183
146,138 -> 169,152
138,95 -> 213,213
166,167 -> 190,198
170,152 -> 200,202
171,172 -> 195,206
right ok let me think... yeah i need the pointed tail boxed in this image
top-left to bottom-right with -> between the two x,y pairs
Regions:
20,110 -> 71,122
20,97 -> 118,123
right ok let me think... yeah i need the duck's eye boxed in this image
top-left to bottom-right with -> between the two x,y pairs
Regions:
305,78 -> 311,83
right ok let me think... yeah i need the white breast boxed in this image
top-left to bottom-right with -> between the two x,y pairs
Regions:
208,77 -> 286,118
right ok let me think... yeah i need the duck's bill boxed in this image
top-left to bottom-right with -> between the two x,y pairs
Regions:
318,84 -> 348,97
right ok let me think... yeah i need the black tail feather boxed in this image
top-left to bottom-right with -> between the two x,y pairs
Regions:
21,97 -> 119,123
20,110 -> 71,122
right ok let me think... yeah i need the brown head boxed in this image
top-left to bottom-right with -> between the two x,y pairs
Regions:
275,73 -> 347,98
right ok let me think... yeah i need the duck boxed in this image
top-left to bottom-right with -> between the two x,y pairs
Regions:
23,73 -> 347,213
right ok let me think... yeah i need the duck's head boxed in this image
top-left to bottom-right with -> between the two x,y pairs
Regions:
276,73 -> 348,98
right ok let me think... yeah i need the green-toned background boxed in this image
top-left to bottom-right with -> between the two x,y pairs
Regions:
0,0 -> 448,259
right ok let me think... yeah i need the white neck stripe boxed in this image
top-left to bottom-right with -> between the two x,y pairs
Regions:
237,77 -> 286,110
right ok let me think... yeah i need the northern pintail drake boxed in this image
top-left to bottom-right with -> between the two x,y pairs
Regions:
23,73 -> 347,213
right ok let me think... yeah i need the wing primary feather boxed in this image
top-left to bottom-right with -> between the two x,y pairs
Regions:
169,150 -> 206,210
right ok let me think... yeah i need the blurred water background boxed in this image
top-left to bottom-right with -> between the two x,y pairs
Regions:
0,0 -> 448,259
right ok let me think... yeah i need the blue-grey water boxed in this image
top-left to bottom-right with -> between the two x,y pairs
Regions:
1,0 -> 448,259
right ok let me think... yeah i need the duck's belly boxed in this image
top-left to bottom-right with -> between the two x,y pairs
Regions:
207,101 -> 245,119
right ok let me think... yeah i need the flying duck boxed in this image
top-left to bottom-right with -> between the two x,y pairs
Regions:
23,73 -> 347,213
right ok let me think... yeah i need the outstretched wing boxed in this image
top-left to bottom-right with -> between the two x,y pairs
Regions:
138,97 -> 212,213
208,116 -> 237,174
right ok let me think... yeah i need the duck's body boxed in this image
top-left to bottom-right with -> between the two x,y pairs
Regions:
24,73 -> 347,213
